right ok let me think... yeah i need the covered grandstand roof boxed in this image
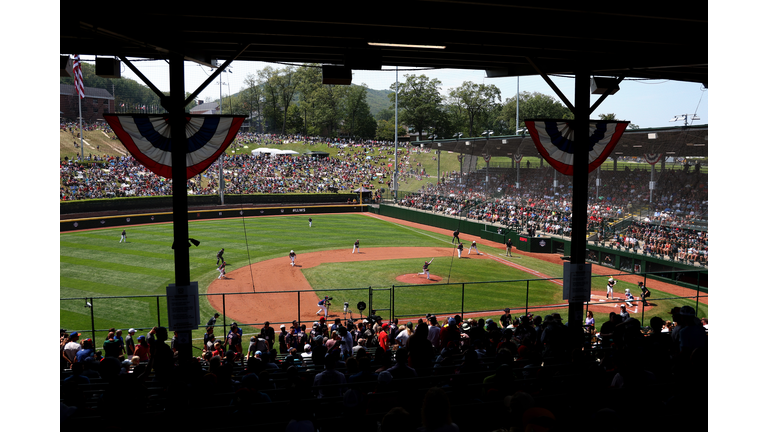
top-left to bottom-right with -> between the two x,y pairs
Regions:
60,3 -> 706,85
414,125 -> 708,159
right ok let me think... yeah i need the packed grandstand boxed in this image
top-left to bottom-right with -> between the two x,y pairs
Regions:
60,126 -> 707,266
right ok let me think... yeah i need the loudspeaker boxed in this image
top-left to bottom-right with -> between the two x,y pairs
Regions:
61,55 -> 73,77
95,57 -> 121,79
322,65 -> 352,85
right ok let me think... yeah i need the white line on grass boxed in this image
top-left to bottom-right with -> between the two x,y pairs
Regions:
365,214 -> 455,245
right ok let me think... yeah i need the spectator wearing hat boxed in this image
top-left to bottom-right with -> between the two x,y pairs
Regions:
439,318 -> 461,351
227,322 -> 243,356
619,305 -> 631,322
207,312 -> 220,327
62,332 -> 82,369
125,328 -> 137,357
278,324 -> 289,354
396,322 -> 414,347
134,335 -> 150,362
379,324 -> 391,351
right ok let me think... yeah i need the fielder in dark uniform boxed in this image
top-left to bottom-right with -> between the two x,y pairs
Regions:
452,229 -> 460,244
505,238 -> 513,256
639,281 -> 651,306
216,248 -> 225,265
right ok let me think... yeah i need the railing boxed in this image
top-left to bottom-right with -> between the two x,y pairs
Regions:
61,270 -> 707,349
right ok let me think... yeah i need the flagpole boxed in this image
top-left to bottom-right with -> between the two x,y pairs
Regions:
78,89 -> 84,161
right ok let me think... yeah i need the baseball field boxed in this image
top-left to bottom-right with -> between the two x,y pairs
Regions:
60,211 -> 707,350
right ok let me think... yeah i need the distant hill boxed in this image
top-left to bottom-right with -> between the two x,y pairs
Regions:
364,87 -> 393,116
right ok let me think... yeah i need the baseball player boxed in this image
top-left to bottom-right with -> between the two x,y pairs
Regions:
289,250 -> 297,266
606,277 -> 616,299
469,240 -> 479,255
624,288 -> 638,312
353,239 -> 360,254
316,296 -> 329,317
216,248 -> 225,265
418,258 -> 434,280
639,281 -> 651,306
308,217 -> 313,228
119,229 -> 126,243
217,261 -> 226,279
452,229 -> 460,244
457,242 -> 464,258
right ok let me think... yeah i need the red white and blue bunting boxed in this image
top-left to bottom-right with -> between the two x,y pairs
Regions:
103,114 -> 245,179
524,120 -> 629,176
644,153 -> 662,165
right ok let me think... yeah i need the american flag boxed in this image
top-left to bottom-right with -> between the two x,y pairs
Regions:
73,55 -> 85,99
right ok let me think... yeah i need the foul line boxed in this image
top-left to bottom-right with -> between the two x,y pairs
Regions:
365,213 -> 456,246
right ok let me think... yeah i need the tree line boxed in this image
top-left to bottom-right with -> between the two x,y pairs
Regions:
62,62 -> 636,140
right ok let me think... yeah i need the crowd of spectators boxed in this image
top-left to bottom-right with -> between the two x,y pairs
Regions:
59,132 -> 431,200
397,164 -> 707,244
61,306 -> 707,430
616,221 -> 708,264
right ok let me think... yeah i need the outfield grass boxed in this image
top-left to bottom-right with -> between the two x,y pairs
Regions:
60,213 -> 705,351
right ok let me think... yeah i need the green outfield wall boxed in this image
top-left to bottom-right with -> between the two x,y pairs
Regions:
60,203 -> 368,232
60,193 -> 362,215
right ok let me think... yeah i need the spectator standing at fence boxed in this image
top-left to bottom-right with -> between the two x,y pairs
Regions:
227,322 -> 243,357
261,321 -> 275,351
103,331 -> 122,358
125,328 -> 137,357
63,332 -> 82,369
207,313 -> 220,327
279,324 -> 289,354
134,335 -> 150,361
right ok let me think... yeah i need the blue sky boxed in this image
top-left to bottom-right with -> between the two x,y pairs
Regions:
111,59 -> 707,130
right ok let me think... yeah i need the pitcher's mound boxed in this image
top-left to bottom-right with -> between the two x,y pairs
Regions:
396,274 -> 443,284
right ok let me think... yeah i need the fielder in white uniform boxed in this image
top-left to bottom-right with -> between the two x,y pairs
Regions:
606,277 -> 616,299
289,250 -> 296,266
217,261 -> 226,279
119,229 -> 126,243
457,243 -> 464,258
418,258 -> 434,280
469,240 -> 479,255
353,239 -> 360,253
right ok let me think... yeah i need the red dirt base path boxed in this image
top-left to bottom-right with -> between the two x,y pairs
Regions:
207,212 -> 707,326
